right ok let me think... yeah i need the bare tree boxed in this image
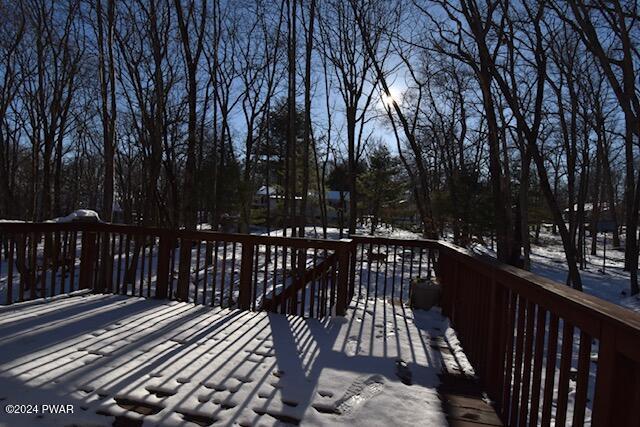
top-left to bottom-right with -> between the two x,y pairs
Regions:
555,0 -> 640,294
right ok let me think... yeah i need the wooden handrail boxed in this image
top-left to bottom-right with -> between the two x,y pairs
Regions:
0,222 -> 353,250
438,241 -> 640,338
262,252 -> 339,313
0,222 -> 353,318
437,240 -> 640,426
351,234 -> 439,248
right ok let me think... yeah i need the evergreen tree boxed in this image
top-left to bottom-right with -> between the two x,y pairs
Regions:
359,145 -> 405,234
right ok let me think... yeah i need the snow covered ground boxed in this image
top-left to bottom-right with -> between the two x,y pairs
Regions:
0,292 -> 469,427
470,224 -> 640,313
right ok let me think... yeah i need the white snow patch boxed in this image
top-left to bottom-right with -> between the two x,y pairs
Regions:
46,209 -> 101,223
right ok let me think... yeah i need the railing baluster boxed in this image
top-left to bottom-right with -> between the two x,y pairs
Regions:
155,233 -> 170,300
61,231 -> 69,294
230,241 -> 237,307
263,244 -> 270,310
139,238 -> 146,297
541,314 -> 559,425
123,233 -> 131,295
211,241 -> 219,306
272,245 -> 278,312
220,242 -> 227,307
116,233 -> 123,294
572,330 -> 592,425
309,249 -> 317,318
518,301 -> 536,426
374,243 -> 381,299
169,239 -> 177,299
194,241 -> 202,303
146,236 -> 153,298
252,244 -> 259,311
528,307 -> 547,426
358,242 -> 365,295
203,242 -> 212,306
70,231 -> 77,292
501,292 -> 517,419
7,236 -> 14,305
555,321 -> 575,426
31,232 -> 38,299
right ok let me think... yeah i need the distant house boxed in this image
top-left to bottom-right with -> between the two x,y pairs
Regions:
253,186 -> 282,209
562,202 -> 616,222
252,187 -> 350,223
253,185 -> 303,209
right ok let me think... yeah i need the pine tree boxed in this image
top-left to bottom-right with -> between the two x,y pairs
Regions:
359,145 -> 405,234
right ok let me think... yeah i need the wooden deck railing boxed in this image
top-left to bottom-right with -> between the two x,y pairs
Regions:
1,221 -> 639,425
438,241 -> 640,427
350,235 -> 438,303
0,222 -> 352,317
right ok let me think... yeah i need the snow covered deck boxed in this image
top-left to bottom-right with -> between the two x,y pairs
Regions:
0,292 -> 481,426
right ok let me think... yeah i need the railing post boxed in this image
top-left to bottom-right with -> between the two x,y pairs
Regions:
79,230 -> 97,290
155,233 -> 171,299
336,240 -> 351,316
6,236 -> 14,305
238,242 -> 254,310
176,237 -> 190,301
348,240 -> 357,300
98,233 -> 112,293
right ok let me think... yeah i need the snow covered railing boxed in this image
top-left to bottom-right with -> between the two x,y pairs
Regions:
0,222 -> 352,318
438,241 -> 640,427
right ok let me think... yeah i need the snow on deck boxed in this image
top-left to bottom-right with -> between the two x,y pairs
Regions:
0,293 -> 468,426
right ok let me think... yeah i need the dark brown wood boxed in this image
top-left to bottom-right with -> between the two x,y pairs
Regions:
238,242 -> 254,310
541,314 -> 559,425
194,241 -> 202,302
79,231 -> 97,290
518,301 -> 536,427
146,237 -> 153,297
336,245 -> 350,316
211,241 -> 219,306
69,231 -> 77,291
176,238 -> 191,301
528,306 -> 547,426
263,252 -> 338,312
572,331 -> 591,426
555,322 -> 574,426
155,235 -> 171,299
6,237 -> 14,305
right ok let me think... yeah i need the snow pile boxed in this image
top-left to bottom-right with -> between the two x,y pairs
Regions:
0,293 -> 463,426
46,209 -> 101,223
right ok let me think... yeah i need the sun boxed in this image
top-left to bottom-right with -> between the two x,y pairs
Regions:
380,87 -> 401,109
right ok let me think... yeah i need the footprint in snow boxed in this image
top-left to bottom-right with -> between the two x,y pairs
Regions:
345,336 -> 360,356
334,375 -> 385,415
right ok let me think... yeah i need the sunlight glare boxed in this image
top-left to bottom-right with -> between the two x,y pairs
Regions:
380,87 -> 401,109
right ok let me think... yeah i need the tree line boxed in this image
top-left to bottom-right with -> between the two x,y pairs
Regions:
0,0 -> 638,294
